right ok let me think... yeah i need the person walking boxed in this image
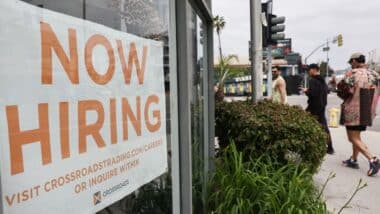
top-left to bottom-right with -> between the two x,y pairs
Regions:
300,63 -> 335,154
271,66 -> 287,104
338,53 -> 380,176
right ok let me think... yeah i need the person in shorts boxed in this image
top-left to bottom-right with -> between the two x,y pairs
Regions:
340,53 -> 380,176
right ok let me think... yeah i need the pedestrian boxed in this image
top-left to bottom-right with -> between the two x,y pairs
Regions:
271,66 -> 287,104
300,63 -> 335,154
338,53 -> 380,176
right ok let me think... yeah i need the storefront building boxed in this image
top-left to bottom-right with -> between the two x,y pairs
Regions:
0,0 -> 214,213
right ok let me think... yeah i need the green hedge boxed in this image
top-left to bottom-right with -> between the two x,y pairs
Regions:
215,100 -> 326,172
208,145 -> 327,214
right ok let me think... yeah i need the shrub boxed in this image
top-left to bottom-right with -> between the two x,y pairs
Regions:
208,144 -> 327,214
215,100 -> 326,172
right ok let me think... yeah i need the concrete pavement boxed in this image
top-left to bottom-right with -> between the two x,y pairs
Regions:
287,95 -> 380,213
225,95 -> 380,213
314,127 -> 380,214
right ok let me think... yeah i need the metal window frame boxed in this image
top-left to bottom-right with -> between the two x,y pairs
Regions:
168,0 -> 181,213
203,3 -> 215,209
189,0 -> 213,22
175,1 -> 193,213
169,0 -> 214,213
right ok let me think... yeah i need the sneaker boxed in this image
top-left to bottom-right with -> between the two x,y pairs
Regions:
342,158 -> 359,169
367,158 -> 379,176
371,157 -> 380,166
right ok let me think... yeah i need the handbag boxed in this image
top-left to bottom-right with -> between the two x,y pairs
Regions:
339,104 -> 345,125
337,80 -> 353,100
359,88 -> 375,126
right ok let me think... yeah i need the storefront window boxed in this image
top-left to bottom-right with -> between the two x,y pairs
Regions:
13,0 -> 172,213
21,0 -> 169,37
1,0 -> 213,213
188,5 -> 208,213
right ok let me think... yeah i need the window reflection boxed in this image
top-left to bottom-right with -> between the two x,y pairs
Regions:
19,0 -> 172,213
21,0 -> 169,38
189,8 -> 206,212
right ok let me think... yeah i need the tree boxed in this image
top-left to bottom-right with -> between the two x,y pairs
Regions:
215,55 -> 240,101
213,15 -> 225,62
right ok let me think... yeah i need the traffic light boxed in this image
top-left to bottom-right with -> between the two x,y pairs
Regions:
268,14 -> 285,45
261,2 -> 269,47
261,2 -> 286,47
337,34 -> 343,47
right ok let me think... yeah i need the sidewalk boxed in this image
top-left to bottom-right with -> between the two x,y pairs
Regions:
314,126 -> 380,214
227,95 -> 380,212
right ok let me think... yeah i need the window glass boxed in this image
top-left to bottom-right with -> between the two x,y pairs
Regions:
188,4 -> 207,212
18,0 -> 172,213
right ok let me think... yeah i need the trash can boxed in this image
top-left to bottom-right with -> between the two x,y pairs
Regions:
328,107 -> 340,128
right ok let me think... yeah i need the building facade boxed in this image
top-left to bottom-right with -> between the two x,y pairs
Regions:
0,0 -> 214,213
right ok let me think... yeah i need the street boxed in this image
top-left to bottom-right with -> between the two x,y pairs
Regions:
226,94 -> 380,132
287,94 -> 380,132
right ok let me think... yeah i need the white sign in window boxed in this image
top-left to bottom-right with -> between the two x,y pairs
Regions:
0,1 -> 167,213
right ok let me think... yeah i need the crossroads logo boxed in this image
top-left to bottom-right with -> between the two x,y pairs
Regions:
93,191 -> 102,205
92,180 -> 129,205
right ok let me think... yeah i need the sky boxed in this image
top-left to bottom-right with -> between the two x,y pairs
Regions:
212,0 -> 380,69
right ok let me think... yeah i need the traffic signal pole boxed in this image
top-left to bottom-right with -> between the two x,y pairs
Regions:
264,1 -> 284,98
267,46 -> 273,97
250,0 -> 263,103
266,1 -> 273,98
303,41 -> 330,87
304,34 -> 343,87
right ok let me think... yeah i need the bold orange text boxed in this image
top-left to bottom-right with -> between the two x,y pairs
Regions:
5,22 -> 161,176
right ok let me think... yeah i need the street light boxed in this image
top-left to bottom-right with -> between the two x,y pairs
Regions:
303,34 -> 343,87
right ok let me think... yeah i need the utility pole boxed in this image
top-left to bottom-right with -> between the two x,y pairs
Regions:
304,58 -> 308,87
267,46 -> 273,97
83,0 -> 86,19
266,0 -> 273,98
250,0 -> 263,102
304,35 -> 342,87
304,43 -> 324,87
322,39 -> 330,82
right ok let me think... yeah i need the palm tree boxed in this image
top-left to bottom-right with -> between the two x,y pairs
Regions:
215,54 -> 239,101
213,15 -> 225,61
